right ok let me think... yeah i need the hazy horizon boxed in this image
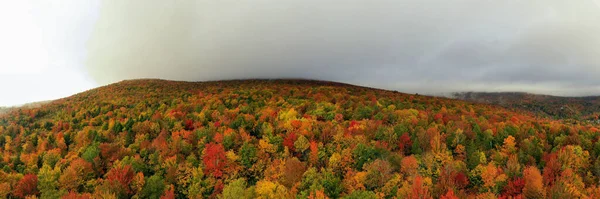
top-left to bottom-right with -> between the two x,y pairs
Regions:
2,0 -> 600,106
4,77 -> 600,108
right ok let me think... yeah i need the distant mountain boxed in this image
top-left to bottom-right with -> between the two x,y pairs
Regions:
0,107 -> 9,114
453,92 -> 600,122
0,100 -> 51,115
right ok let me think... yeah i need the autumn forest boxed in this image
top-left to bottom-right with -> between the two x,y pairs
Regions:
0,79 -> 599,199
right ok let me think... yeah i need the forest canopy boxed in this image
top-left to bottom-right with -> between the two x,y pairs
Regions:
0,79 -> 599,198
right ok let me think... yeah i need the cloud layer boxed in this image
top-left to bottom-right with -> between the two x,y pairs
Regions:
86,0 -> 600,96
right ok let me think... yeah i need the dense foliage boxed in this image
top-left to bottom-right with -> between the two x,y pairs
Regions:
1,79 -> 600,198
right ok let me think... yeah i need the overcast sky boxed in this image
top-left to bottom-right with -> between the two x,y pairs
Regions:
1,0 -> 600,106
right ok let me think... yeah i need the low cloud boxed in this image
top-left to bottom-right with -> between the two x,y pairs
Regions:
86,0 -> 600,96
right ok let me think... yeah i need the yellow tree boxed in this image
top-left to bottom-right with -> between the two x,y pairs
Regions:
523,166 -> 545,199
0,182 -> 9,198
255,180 -> 288,199
478,163 -> 507,193
500,136 -> 517,156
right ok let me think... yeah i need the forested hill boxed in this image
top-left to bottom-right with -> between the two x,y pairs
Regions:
1,79 -> 599,198
453,92 -> 600,122
0,107 -> 9,115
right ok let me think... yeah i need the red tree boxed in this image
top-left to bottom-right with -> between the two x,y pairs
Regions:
106,165 -> 135,194
398,133 -> 412,153
184,119 -> 195,130
409,176 -> 432,199
283,131 -> 297,152
453,172 -> 469,188
14,174 -> 39,199
440,190 -> 459,199
100,143 -> 122,162
503,177 -> 525,197
542,153 -> 560,186
160,185 -> 175,199
203,142 -> 227,178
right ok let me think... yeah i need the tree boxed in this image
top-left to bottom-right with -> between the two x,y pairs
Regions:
99,143 -> 123,162
255,180 -> 288,199
59,158 -> 94,192
59,166 -> 80,192
557,145 -> 590,174
454,172 -> 469,189
105,165 -> 135,196
62,191 -> 92,199
220,178 -> 254,199
203,142 -> 227,178
309,141 -> 320,165
475,192 -> 497,199
342,190 -> 377,199
38,164 -> 63,199
398,133 -> 412,154
160,185 -> 175,199
132,172 -> 145,195
401,156 -> 419,177
479,163 -> 507,192
81,143 -> 100,163
506,155 -> 521,178
440,190 -> 459,199
343,170 -> 367,193
294,135 -> 310,154
152,131 -> 170,156
502,177 -> 524,198
0,183 -> 10,199
500,136 -> 517,155
352,144 -> 380,170
523,166 -> 545,199
281,157 -> 306,188
112,122 -> 123,134
363,159 -> 392,190
299,167 -> 321,194
239,143 -> 257,169
141,175 -> 166,199
283,132 -> 297,152
14,174 -> 39,199
321,171 -> 343,198
542,153 -> 560,186
548,168 -> 585,198
409,176 -> 432,199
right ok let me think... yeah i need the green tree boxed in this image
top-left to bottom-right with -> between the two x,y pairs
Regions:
353,144 -> 381,170
239,143 -> 257,169
82,143 -> 100,163
322,171 -> 343,198
141,174 -> 166,199
38,164 -> 64,199
343,190 -> 377,199
220,178 -> 254,199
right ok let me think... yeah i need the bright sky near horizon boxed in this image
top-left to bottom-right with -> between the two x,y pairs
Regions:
1,0 -> 600,106
0,1 -> 99,106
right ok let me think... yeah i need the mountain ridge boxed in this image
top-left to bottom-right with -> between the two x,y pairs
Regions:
453,91 -> 600,122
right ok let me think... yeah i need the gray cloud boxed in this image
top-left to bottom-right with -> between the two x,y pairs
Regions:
86,0 -> 600,96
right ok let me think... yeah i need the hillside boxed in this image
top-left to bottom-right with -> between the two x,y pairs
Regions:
453,92 -> 600,122
0,107 -> 9,115
0,101 -> 51,116
1,79 -> 600,198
